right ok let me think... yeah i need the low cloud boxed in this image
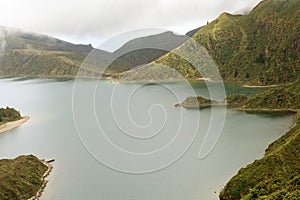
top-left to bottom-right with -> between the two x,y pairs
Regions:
0,27 -> 7,50
0,0 -> 262,46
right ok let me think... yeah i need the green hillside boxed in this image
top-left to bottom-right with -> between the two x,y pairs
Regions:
242,80 -> 300,110
220,80 -> 300,199
108,49 -> 168,73
0,155 -> 48,200
124,0 -> 300,85
0,50 -> 86,77
219,112 -> 300,200
174,81 -> 300,199
0,28 -> 187,78
108,31 -> 188,72
176,80 -> 300,111
1,0 -> 299,82
0,27 -> 94,77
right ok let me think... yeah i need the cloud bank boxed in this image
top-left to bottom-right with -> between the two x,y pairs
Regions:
0,0 -> 261,46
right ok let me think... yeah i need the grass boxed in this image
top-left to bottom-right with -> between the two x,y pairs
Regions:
242,80 -> 300,110
176,81 -> 300,199
0,155 -> 48,200
220,80 -> 300,199
177,94 -> 248,109
226,94 -> 248,105
177,96 -> 213,108
0,107 -> 22,124
219,117 -> 300,200
124,0 -> 300,85
0,50 -> 86,77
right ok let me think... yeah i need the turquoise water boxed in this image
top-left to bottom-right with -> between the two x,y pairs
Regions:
0,78 -> 294,200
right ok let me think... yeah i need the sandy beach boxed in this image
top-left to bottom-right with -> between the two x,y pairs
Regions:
0,116 -> 30,134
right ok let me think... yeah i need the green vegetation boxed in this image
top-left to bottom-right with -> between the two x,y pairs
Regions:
176,94 -> 248,109
178,81 -> 300,200
109,49 -> 169,73
0,155 -> 48,200
126,0 -> 300,85
220,80 -> 300,199
226,94 -> 248,106
176,96 -> 213,109
242,80 -> 300,110
0,50 -> 86,77
242,89 -> 300,110
2,0 -> 299,84
219,116 -> 300,200
0,28 -> 187,78
109,31 -> 188,73
0,27 -> 94,77
0,107 -> 21,123
179,79 -> 300,110
296,111 -> 300,124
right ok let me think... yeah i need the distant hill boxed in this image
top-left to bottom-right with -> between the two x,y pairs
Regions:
0,26 -> 93,53
2,0 -> 299,83
0,27 -> 187,77
0,26 -> 102,77
107,31 -> 188,72
185,26 -> 203,37
123,0 -> 300,85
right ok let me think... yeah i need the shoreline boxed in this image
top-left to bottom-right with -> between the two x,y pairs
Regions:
220,110 -> 300,198
0,116 -> 30,134
0,75 -> 223,84
243,85 -> 279,88
0,75 -> 297,89
242,84 -> 287,88
28,160 -> 53,200
237,108 -> 298,113
175,103 -> 227,109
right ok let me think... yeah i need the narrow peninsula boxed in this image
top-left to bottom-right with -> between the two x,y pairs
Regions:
0,107 -> 29,134
176,80 -> 300,198
176,80 -> 300,113
0,155 -> 51,200
0,107 -> 52,200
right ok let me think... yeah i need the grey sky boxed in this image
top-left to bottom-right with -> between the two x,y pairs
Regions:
0,0 -> 261,49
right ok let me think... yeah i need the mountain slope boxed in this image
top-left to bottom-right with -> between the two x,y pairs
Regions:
0,27 -> 98,77
107,31 -> 188,72
0,50 -> 85,77
124,0 -> 300,85
220,80 -> 300,199
186,26 -> 203,37
0,27 -> 188,77
220,112 -> 300,199
0,26 -> 93,53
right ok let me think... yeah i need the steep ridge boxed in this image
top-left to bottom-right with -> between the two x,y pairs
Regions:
220,112 -> 300,199
108,31 -> 188,72
124,0 -> 300,85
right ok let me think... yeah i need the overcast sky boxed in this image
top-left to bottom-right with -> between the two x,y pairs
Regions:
0,0 -> 261,50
